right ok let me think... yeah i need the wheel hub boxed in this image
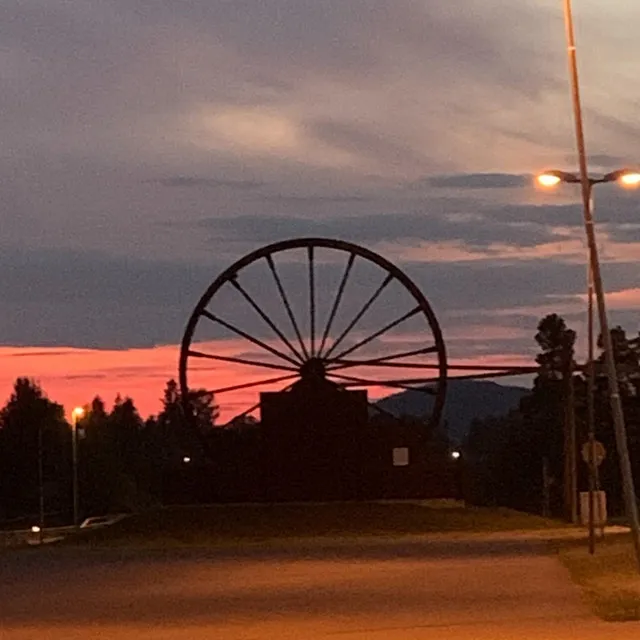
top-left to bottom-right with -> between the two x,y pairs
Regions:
300,357 -> 326,382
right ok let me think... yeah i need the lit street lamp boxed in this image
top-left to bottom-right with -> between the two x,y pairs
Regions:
71,406 -> 85,529
537,168 -> 640,549
558,0 -> 640,570
537,168 -> 640,189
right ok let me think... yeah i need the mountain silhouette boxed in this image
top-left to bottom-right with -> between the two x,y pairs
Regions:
375,379 -> 530,444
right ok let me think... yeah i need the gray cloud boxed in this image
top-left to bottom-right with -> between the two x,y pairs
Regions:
190,210 -> 555,249
0,249 -> 226,348
606,224 -> 640,243
562,153 -> 631,170
153,177 -> 264,190
0,0 -> 570,174
429,173 -> 529,189
99,0 -> 563,92
305,118 -> 430,169
1,242 -> 636,357
263,194 -> 372,204
0,248 -> 218,308
483,192 -> 640,226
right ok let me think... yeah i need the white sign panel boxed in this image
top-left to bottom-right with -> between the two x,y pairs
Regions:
392,447 -> 409,467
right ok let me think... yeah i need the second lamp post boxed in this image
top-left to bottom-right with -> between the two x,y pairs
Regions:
537,167 -> 640,546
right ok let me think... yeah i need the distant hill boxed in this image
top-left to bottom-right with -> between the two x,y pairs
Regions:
375,379 -> 530,444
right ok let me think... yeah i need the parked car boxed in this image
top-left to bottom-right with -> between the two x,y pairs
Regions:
79,514 -> 128,529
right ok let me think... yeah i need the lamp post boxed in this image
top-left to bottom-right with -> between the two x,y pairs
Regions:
558,0 -> 640,571
538,168 -> 640,559
37,421 -> 45,544
71,407 -> 85,529
538,168 -> 640,537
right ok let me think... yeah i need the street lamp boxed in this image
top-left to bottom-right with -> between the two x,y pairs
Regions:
71,406 -> 85,529
537,168 -> 640,189
537,167 -> 640,550
559,0 -> 640,571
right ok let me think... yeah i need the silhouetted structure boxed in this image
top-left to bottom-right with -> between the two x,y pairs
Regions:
161,364 -> 457,505
261,367 -> 368,501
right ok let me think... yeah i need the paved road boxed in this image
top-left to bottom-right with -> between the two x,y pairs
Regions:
1,537 -> 638,639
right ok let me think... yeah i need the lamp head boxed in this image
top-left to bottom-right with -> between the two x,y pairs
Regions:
536,170 -> 580,187
603,168 -> 640,187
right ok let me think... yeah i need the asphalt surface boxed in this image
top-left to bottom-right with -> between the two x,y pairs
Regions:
2,537 -> 639,639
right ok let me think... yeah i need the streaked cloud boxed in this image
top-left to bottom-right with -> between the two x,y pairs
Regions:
576,287 -> 640,311
153,177 -> 264,189
429,173 -> 529,189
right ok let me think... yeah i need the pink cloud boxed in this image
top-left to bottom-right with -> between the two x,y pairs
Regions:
577,287 -> 640,310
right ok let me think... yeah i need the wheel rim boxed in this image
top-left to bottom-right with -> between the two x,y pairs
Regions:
179,238 -> 447,430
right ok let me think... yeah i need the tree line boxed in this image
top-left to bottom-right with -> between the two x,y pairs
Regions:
0,379 -> 218,525
464,313 -> 640,519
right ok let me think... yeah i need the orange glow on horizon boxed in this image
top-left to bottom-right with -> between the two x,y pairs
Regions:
0,341 -> 545,424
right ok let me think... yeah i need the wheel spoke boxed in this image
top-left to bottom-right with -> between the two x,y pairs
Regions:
329,306 -> 421,362
368,401 -> 402,420
446,364 -> 539,372
333,383 -> 400,421
224,382 -> 295,426
328,372 -> 437,394
323,273 -> 394,359
188,349 -> 298,372
330,359 -> 537,373
327,346 -> 439,371
229,276 -> 304,362
265,254 -> 310,360
225,400 -> 261,426
200,310 -> 301,367
308,245 -> 315,357
447,369 -> 530,381
318,252 -> 355,357
211,372 -> 299,395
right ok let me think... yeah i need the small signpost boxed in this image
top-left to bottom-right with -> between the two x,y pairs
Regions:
581,440 -> 607,554
581,440 -> 606,468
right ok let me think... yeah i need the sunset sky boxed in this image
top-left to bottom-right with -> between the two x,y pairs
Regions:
1,0 -> 639,422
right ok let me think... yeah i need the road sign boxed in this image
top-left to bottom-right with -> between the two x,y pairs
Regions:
581,440 -> 606,467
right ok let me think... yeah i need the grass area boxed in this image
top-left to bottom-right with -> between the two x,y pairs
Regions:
559,534 -> 640,621
66,501 -> 564,549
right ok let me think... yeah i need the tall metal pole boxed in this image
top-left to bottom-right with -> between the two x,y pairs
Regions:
563,359 -> 578,524
38,421 -> 45,544
72,414 -> 79,529
569,362 -> 578,524
562,0 -> 640,570
587,191 -> 597,554
542,457 -> 551,518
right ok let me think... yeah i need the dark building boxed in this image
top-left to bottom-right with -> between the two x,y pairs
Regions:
259,365 -> 456,502
166,363 -> 456,505
261,377 -> 369,502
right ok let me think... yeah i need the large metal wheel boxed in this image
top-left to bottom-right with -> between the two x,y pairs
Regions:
179,238 -> 447,429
